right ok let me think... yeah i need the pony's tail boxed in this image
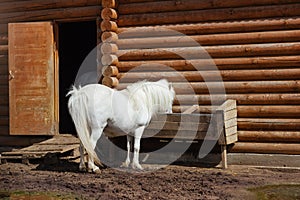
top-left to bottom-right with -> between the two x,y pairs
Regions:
67,86 -> 99,163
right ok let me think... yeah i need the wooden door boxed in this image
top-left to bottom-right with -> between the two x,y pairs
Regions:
8,22 -> 58,135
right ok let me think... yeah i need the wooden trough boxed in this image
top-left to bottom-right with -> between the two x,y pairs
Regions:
1,100 -> 237,169
105,100 -> 238,169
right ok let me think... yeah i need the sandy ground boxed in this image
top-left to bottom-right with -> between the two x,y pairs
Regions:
0,160 -> 299,200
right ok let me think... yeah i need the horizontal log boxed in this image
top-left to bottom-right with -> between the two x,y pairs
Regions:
0,127 -> 8,136
0,55 -> 8,66
0,0 -> 100,14
101,20 -> 118,32
117,30 -> 300,48
117,56 -> 300,71
0,94 -> 8,105
238,131 -> 300,142
0,24 -> 7,34
174,93 -> 300,105
0,85 -> 8,95
102,0 -> 116,8
0,33 -> 8,45
101,8 -> 118,20
0,75 -> 8,84
118,43 -> 300,60
172,105 -> 300,117
0,117 -> 8,126
131,80 -> 300,94
101,43 -> 118,54
237,105 -> 300,118
118,0 -> 160,3
117,17 -> 300,37
117,68 -> 300,82
102,54 -> 118,66
0,6 -> 101,23
231,142 -> 300,154
0,64 -> 8,74
0,45 -> 8,54
102,76 -> 119,87
0,105 -> 8,116
118,4 -> 300,27
102,65 -> 119,76
118,0 -> 300,15
101,31 -> 118,42
118,80 -> 300,94
238,118 -> 300,131
0,92 -> 9,106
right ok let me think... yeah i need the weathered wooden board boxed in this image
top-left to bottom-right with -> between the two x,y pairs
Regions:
8,22 -> 57,135
0,134 -> 80,162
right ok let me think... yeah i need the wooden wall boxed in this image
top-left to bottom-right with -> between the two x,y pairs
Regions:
0,0 -> 101,138
101,0 -> 300,154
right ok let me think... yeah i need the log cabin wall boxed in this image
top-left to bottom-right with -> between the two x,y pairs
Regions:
101,0 -> 300,154
0,0 -> 101,142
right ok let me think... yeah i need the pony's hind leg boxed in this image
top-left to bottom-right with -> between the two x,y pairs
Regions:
121,135 -> 133,168
79,143 -> 87,172
87,127 -> 105,174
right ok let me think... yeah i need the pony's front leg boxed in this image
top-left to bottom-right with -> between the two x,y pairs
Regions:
121,135 -> 133,168
79,143 -> 87,172
132,127 -> 145,170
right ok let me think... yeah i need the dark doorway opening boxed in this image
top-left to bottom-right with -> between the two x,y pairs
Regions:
58,21 -> 97,134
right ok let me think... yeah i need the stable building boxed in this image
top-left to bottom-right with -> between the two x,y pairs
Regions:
0,0 -> 299,167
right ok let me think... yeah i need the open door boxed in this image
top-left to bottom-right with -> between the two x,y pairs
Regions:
8,22 -> 58,135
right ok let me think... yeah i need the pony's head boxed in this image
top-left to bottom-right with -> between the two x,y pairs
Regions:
127,79 -> 175,116
156,79 -> 175,113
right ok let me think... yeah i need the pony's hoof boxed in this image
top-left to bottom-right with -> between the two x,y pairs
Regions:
131,163 -> 143,171
79,166 -> 87,172
93,169 -> 101,174
120,162 -> 130,168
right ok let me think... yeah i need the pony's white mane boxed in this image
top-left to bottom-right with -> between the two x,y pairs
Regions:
126,79 -> 175,116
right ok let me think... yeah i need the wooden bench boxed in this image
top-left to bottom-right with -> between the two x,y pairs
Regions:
105,100 -> 238,169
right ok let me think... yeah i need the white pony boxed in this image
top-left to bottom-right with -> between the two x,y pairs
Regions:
67,79 -> 175,173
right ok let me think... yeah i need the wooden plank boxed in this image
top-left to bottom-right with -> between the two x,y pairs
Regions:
225,126 -> 237,137
143,130 -> 218,140
17,144 -> 79,153
225,118 -> 237,129
147,121 -> 208,132
225,134 -> 238,144
217,99 -> 236,112
182,105 -> 199,114
38,134 -> 79,145
223,109 -> 237,121
152,113 -> 211,123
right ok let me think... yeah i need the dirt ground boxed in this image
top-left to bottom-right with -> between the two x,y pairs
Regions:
0,160 -> 299,200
